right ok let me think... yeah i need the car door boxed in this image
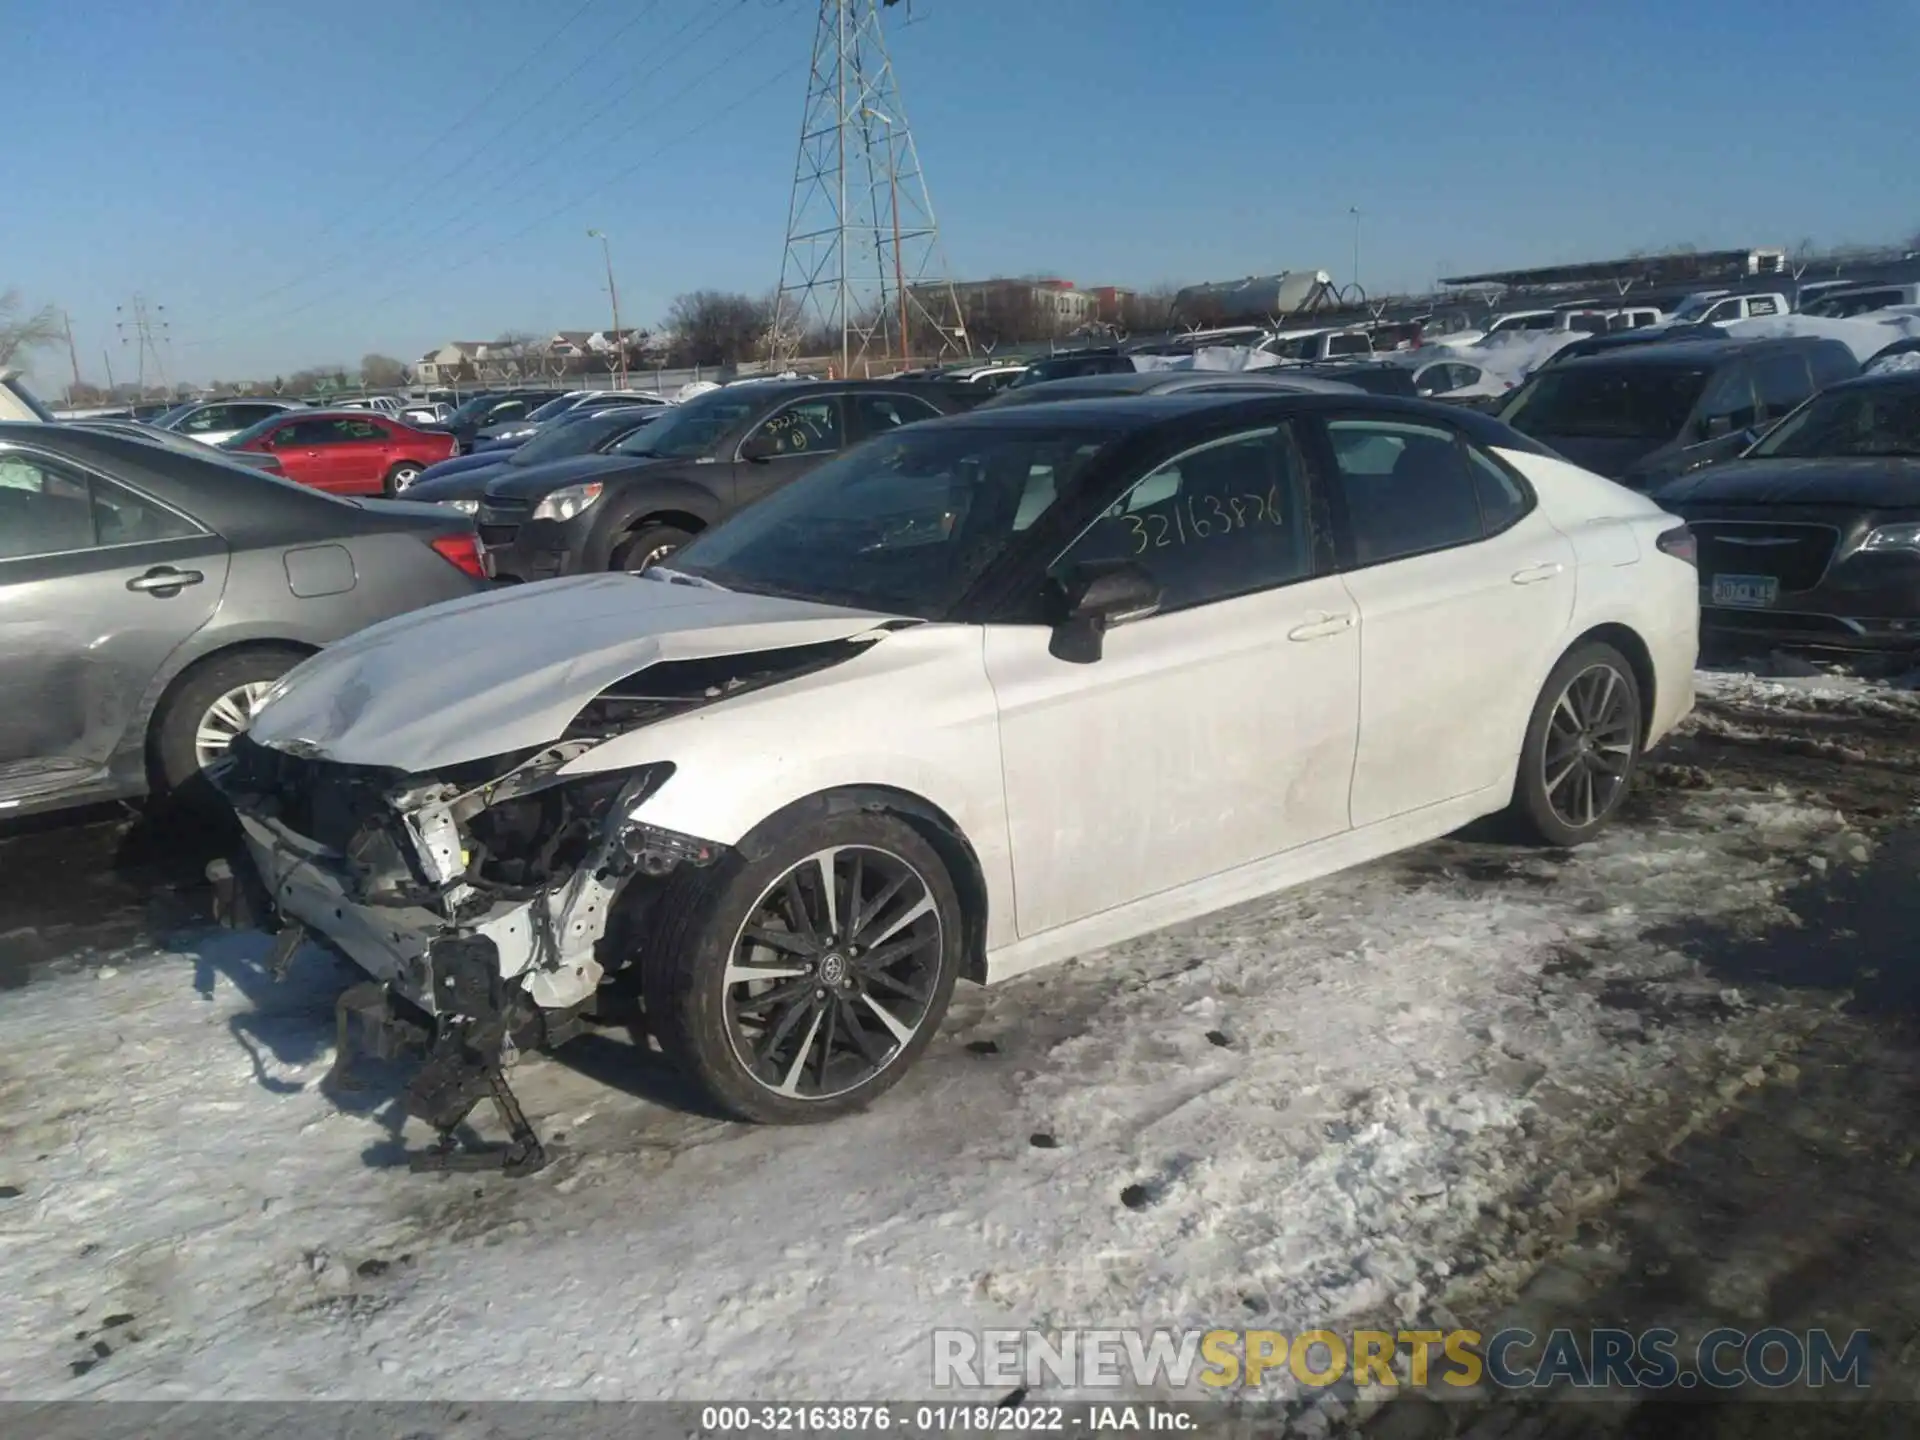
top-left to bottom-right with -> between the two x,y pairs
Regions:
1311,415 -> 1575,828
982,421 -> 1360,938
256,417 -> 340,489
730,395 -> 846,510
324,416 -> 399,493
0,447 -> 229,802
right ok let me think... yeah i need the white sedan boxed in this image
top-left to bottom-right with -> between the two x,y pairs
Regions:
212,392 -> 1697,1163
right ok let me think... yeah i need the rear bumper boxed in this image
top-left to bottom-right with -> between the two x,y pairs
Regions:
1699,553 -> 1920,652
476,512 -> 597,582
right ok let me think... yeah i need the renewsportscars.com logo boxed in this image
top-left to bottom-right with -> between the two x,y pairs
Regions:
931,1327 -> 1872,1393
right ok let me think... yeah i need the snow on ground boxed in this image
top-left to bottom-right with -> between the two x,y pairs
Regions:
1129,346 -> 1282,373
0,775 -> 1860,1402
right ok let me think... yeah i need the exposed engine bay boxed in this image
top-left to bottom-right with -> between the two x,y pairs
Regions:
205,635 -> 880,1174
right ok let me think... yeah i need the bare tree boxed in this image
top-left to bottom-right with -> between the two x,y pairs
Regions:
0,290 -> 60,367
359,353 -> 409,389
665,291 -> 773,367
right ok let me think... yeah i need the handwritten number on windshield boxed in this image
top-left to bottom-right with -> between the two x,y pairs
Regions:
1122,487 -> 1288,554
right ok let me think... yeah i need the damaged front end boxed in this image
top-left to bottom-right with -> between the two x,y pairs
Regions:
206,722 -> 725,1175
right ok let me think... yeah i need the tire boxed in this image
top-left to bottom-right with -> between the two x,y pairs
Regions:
384,462 -> 424,496
642,808 -> 964,1124
1506,641 -> 1643,847
151,646 -> 308,794
610,523 -> 694,572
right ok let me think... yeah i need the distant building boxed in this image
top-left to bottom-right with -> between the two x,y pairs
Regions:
929,278 -> 1098,339
1084,286 -> 1135,323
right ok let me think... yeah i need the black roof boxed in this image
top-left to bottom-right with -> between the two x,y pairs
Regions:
1549,335 -> 1850,371
922,388 -> 1558,456
1826,368 -> 1920,393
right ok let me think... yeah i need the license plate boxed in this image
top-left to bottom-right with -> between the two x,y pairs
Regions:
1710,574 -> 1778,608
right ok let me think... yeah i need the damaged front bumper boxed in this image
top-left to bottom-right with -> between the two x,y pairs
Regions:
205,732 -> 724,1172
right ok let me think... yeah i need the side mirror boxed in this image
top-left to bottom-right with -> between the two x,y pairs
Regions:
1701,414 -> 1733,441
1047,561 -> 1163,664
740,434 -> 779,463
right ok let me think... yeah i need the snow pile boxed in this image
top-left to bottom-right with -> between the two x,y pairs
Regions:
1722,311 -> 1920,363
1867,349 -> 1920,375
1129,346 -> 1283,374
1446,331 -> 1584,388
0,783 -> 1853,1403
672,380 -> 721,402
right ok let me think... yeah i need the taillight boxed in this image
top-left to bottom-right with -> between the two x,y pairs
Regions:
430,532 -> 487,578
1656,523 -> 1697,566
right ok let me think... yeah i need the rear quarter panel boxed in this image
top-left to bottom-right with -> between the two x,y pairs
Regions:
1503,446 -> 1698,744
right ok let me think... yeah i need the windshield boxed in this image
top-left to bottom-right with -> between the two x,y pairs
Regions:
509,410 -> 652,465
1750,386 -> 1920,459
445,393 -> 504,425
616,390 -> 760,458
1668,295 -> 1723,323
524,395 -> 584,423
667,423 -> 1121,617
1501,365 -> 1709,440
151,402 -> 198,429
221,413 -> 287,449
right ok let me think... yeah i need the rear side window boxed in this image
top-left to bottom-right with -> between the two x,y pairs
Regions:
0,452 -> 204,559
1326,419 -> 1484,566
1326,332 -> 1371,357
1747,296 -> 1781,317
1751,353 -> 1814,421
1467,446 -> 1531,535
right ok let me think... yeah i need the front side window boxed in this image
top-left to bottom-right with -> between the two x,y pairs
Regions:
1050,427 -> 1314,614
852,392 -> 940,436
1702,300 -> 1741,323
1327,419 -> 1483,566
1751,353 -> 1814,420
668,424 -> 1121,617
745,398 -> 841,457
1697,365 -> 1758,432
0,452 -> 202,560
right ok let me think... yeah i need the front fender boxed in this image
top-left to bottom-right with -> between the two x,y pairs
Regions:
556,624 -> 1020,951
583,474 -> 726,568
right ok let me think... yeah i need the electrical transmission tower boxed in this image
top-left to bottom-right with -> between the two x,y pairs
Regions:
772,0 -> 969,374
114,295 -> 171,395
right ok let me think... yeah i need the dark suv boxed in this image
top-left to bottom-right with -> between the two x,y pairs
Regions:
475,381 -> 956,579
1497,337 -> 1859,490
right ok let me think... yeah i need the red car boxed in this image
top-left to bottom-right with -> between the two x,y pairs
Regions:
223,410 -> 457,496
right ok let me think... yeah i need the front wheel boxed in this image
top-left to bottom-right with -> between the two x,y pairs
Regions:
610,523 -> 693,572
384,462 -> 424,495
151,646 -> 308,793
642,810 -> 963,1123
1507,641 -> 1643,846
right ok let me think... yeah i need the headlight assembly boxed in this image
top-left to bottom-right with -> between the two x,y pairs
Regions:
531,482 -> 604,522
1861,522 -> 1920,554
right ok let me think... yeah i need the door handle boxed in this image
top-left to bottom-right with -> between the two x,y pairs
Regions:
1287,611 -> 1355,642
127,566 -> 205,595
1511,562 -> 1565,585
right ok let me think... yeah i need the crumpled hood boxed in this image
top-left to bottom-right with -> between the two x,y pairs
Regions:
247,574 -> 906,772
1656,456 -> 1920,508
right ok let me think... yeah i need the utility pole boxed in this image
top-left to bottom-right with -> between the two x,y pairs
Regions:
587,229 -> 628,388
1349,207 -> 1362,294
115,295 -> 171,396
61,311 -> 83,403
773,0 -> 968,372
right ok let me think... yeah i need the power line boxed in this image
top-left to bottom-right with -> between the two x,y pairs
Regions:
196,9 -> 795,347
215,0 -> 606,320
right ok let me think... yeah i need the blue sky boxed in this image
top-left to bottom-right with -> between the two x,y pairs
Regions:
6,0 -> 1917,387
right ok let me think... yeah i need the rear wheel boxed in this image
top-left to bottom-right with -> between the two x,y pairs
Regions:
151,646 -> 307,793
1507,641 -> 1642,846
642,810 -> 963,1123
610,523 -> 694,572
384,462 -> 424,495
